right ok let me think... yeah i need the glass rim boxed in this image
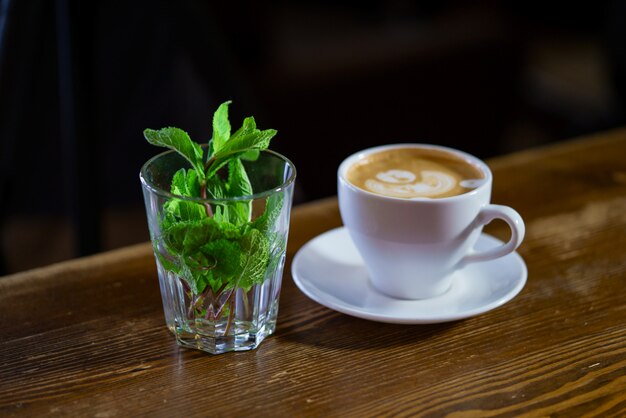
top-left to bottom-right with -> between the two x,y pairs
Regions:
140,148 -> 297,203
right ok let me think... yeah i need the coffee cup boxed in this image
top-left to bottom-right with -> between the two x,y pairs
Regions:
337,144 -> 525,299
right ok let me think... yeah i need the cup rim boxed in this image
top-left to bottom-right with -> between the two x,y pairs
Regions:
140,148 -> 297,203
338,143 -> 492,203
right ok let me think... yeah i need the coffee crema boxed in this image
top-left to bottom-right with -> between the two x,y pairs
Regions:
346,147 -> 485,199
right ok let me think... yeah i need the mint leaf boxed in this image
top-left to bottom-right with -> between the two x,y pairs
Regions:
161,217 -> 243,293
251,194 -> 286,280
144,127 -> 205,180
224,119 -> 276,154
170,169 -> 189,196
251,194 -> 284,235
163,169 -> 205,222
212,100 -> 232,151
171,168 -> 201,197
205,117 -> 277,178
240,149 -> 260,161
200,239 -> 241,281
230,116 -> 257,141
164,199 -> 205,223
205,174 -> 227,199
226,159 -> 252,196
225,158 -> 253,225
236,228 -> 271,291
180,217 -> 240,256
204,175 -> 230,223
206,158 -> 254,226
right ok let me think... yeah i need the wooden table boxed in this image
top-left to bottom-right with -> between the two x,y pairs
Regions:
2,129 -> 626,417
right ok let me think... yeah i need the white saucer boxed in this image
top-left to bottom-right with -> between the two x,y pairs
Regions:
291,227 -> 527,324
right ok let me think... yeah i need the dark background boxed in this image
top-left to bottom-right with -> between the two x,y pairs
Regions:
1,0 -> 625,273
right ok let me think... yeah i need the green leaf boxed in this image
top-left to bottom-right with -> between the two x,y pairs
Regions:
224,121 -> 276,154
266,237 -> 287,278
225,158 -> 253,225
200,239 -> 242,279
205,174 -> 227,199
236,228 -> 271,290
240,149 -> 260,161
251,194 -> 284,235
205,117 -> 277,178
154,244 -> 179,274
160,217 -> 243,293
204,175 -> 230,223
230,116 -> 257,146
164,199 -> 205,223
226,159 -> 252,197
180,218 -> 236,256
170,169 -> 187,196
163,169 -> 205,222
184,265 -> 207,295
143,127 -> 205,179
211,100 -> 232,152
170,168 -> 201,197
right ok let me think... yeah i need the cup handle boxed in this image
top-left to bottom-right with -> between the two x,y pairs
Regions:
459,204 -> 525,266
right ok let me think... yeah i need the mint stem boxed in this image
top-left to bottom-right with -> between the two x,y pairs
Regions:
224,296 -> 235,336
187,295 -> 204,318
243,289 -> 250,319
203,283 -> 228,319
215,288 -> 236,321
199,182 -> 214,217
204,155 -> 217,172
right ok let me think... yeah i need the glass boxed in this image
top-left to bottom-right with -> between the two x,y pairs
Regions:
140,148 -> 296,354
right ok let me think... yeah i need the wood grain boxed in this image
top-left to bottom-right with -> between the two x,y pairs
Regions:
1,129 -> 626,417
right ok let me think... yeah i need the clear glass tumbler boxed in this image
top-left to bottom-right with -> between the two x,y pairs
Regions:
140,148 -> 296,354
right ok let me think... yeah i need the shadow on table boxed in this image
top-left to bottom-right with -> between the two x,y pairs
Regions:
275,314 -> 463,352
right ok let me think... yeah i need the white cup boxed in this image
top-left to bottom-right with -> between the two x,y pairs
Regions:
338,144 -> 525,300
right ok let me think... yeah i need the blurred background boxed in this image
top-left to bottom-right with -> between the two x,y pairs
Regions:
1,0 -> 625,274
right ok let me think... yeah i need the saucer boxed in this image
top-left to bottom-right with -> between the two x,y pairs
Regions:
291,227 -> 527,324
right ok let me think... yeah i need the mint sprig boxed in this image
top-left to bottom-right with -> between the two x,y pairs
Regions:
144,101 -> 282,297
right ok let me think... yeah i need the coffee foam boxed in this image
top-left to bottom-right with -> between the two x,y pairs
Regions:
365,170 -> 457,198
346,147 -> 485,199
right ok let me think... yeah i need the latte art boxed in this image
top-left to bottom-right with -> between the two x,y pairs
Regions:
375,169 -> 416,184
366,170 -> 456,198
346,147 -> 485,199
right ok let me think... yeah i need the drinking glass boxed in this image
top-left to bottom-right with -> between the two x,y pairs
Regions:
140,148 -> 296,354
